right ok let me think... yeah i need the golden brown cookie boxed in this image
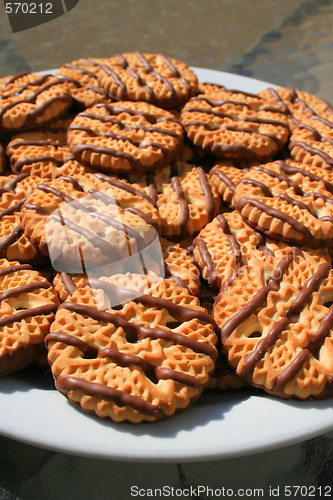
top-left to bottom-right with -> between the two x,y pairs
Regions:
0,258 -> 59,375
57,58 -> 111,110
0,174 -> 45,263
233,159 -> 333,247
214,248 -> 333,399
180,88 -> 290,161
0,74 -> 72,132
129,161 -> 220,240
67,102 -> 184,173
289,125 -> 333,171
21,174 -> 160,270
95,52 -> 198,109
193,210 -> 330,290
46,274 -> 217,423
209,159 -> 251,205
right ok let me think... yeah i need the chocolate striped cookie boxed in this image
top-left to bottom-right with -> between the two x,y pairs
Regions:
46,274 -> 217,423
95,52 -> 198,109
180,88 -> 290,161
0,258 -> 59,375
233,160 -> 333,247
214,248 -> 333,399
0,74 -> 72,132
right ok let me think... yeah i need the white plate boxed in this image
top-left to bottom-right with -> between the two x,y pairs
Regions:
0,67 -> 332,463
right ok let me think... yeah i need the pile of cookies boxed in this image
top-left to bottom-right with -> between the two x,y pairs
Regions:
0,53 -> 332,425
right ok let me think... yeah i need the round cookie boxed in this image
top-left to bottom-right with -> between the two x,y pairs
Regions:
129,161 -> 220,240
193,210 -> 331,290
0,258 -> 59,375
0,74 -> 72,132
45,274 -> 217,423
180,88 -> 290,161
209,159 -> 250,206
67,102 -> 184,173
214,248 -> 333,400
233,159 -> 333,247
21,174 -> 161,269
0,174 -> 45,263
95,52 -> 198,109
289,124 -> 333,171
57,58 -> 111,110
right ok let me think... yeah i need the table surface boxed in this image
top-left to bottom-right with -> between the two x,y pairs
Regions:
1,1 -> 333,498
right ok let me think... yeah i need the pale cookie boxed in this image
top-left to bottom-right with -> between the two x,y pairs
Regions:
95,52 -> 198,109
214,248 -> 333,399
0,74 -> 72,132
0,258 -> 59,375
180,88 -> 290,161
21,174 -> 160,269
233,160 -> 333,247
45,274 -> 217,423
57,58 -> 111,110
67,102 -> 184,173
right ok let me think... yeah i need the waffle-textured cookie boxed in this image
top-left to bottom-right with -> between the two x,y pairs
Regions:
67,102 -> 184,173
214,248 -> 333,399
57,58 -> 111,110
209,159 -> 250,205
46,274 -> 217,423
130,161 -> 220,240
21,174 -> 160,269
193,210 -> 330,290
233,159 -> 333,247
180,88 -> 290,161
0,258 -> 59,375
0,74 -> 72,132
95,52 -> 198,109
289,125 -> 333,171
0,174 -> 45,263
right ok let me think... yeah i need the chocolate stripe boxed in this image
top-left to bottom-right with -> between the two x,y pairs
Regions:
217,214 -> 243,267
193,235 -> 216,287
0,303 -> 57,327
171,176 -> 189,237
196,167 -> 215,221
60,273 -> 77,295
0,281 -> 51,302
0,264 -> 32,277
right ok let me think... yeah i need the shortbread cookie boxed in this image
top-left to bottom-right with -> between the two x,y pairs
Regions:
214,248 -> 333,399
46,274 -> 217,423
130,161 -> 220,240
198,83 -> 226,94
180,89 -> 290,161
289,125 -> 333,171
233,160 -> 333,247
0,74 -> 72,132
67,102 -> 184,173
0,174 -> 45,263
193,210 -> 330,290
209,160 -> 250,205
95,52 -> 198,109
0,258 -> 59,375
21,175 -> 160,269
57,58 -> 111,110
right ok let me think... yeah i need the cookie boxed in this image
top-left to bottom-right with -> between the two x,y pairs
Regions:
46,274 -> 217,423
0,74 -> 72,132
193,210 -> 330,290
0,258 -> 59,375
67,102 -> 184,173
289,125 -> 333,171
95,52 -> 198,109
214,248 -> 333,399
233,159 -> 333,247
21,174 -> 161,270
129,161 -> 220,240
209,159 -> 250,205
180,88 -> 290,161
0,174 -> 45,263
57,58 -> 111,110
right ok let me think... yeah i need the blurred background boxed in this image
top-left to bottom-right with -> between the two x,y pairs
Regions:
1,0 -> 333,100
0,1 -> 333,499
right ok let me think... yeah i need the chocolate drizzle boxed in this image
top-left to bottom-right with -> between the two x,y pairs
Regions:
171,176 -> 189,237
